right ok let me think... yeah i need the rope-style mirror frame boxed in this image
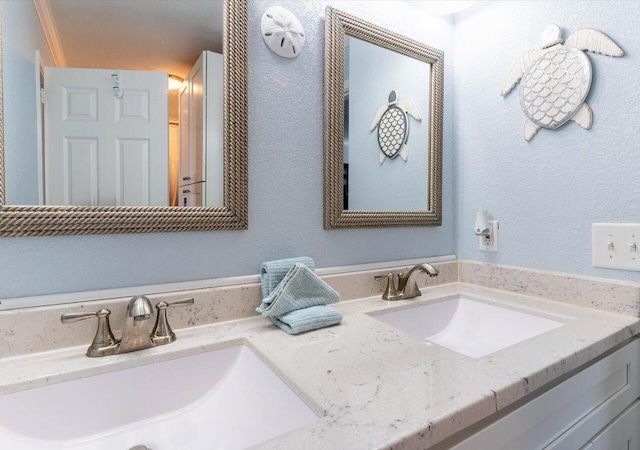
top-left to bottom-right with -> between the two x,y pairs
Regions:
0,0 -> 248,236
324,7 -> 443,229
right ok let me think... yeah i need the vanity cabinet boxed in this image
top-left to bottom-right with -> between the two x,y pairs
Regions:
453,338 -> 640,450
588,400 -> 639,450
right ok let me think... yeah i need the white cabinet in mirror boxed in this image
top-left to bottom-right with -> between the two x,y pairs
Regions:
3,0 -> 223,208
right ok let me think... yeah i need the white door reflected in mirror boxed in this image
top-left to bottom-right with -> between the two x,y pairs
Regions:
44,68 -> 169,206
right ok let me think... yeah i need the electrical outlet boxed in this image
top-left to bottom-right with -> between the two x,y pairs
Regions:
592,223 -> 640,271
479,220 -> 499,252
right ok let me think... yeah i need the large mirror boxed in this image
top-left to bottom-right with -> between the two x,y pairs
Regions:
324,7 -> 443,228
0,0 -> 247,236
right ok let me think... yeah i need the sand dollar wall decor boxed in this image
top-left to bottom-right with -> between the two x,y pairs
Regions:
501,24 -> 623,142
261,6 -> 305,58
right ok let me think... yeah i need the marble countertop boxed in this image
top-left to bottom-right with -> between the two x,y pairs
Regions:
1,282 -> 639,449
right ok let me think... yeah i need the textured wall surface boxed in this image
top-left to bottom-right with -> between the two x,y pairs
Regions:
0,1 -> 455,300
2,1 -> 52,205
348,36 -> 431,210
454,1 -> 640,281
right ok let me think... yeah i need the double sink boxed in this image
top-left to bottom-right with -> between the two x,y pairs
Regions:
0,296 -> 565,449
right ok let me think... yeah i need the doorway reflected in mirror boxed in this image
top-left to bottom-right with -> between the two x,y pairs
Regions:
3,0 -> 224,207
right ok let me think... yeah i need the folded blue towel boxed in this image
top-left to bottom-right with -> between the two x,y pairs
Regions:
260,257 -> 315,298
256,263 -> 340,317
271,305 -> 342,335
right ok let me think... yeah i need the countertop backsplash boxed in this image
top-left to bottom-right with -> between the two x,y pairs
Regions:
0,261 -> 458,358
1,259 -> 639,359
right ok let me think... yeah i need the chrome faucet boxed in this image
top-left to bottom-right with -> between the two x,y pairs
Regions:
397,264 -> 439,299
375,264 -> 439,301
118,295 -> 155,353
61,296 -> 194,357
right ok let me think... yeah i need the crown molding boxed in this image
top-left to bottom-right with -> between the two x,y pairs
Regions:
32,0 -> 67,67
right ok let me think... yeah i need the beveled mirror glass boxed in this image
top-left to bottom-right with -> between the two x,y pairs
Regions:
324,7 -> 443,228
0,0 -> 247,236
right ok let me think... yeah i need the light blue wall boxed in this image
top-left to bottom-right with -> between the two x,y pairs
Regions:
0,1 -> 456,301
348,37 -> 430,210
453,1 -> 640,282
2,0 -> 53,205
3,0 -> 637,301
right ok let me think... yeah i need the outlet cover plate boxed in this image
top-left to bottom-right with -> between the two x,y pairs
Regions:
592,223 -> 640,271
479,220 -> 499,252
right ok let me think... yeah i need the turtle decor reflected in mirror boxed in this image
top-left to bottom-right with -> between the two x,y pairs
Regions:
323,7 -> 444,228
370,90 -> 422,165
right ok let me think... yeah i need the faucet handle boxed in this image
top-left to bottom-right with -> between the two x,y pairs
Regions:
61,309 -> 119,357
61,310 -> 103,323
374,273 -> 401,301
151,298 -> 194,345
165,298 -> 195,308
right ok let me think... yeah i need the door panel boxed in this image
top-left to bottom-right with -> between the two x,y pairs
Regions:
45,67 -> 168,206
117,139 -> 150,206
63,87 -> 98,121
64,138 -> 98,205
117,89 -> 150,122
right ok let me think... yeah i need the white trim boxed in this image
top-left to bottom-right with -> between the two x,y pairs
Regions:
35,50 -> 45,204
0,255 -> 457,310
315,255 -> 455,276
32,0 -> 67,68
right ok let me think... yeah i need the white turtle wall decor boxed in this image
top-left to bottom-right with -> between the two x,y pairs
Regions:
370,90 -> 422,164
501,24 -> 623,142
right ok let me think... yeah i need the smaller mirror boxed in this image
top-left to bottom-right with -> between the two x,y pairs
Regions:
324,7 -> 444,228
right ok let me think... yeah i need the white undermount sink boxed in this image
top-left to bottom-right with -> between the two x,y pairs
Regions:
0,345 -> 318,450
373,297 -> 564,358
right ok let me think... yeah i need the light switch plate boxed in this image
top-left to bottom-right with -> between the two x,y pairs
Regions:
592,223 -> 640,271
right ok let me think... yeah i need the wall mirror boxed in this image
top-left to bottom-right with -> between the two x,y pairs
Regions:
324,7 -> 443,228
0,0 -> 247,236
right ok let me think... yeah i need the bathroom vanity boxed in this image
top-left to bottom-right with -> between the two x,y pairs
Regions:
0,260 -> 638,449
1,0 -> 638,447
449,337 -> 639,449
